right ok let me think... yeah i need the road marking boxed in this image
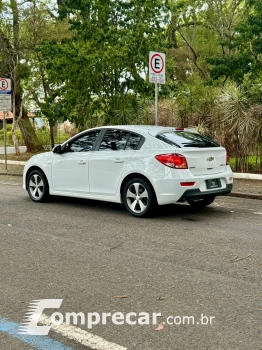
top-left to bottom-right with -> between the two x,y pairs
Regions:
254,212 -> 262,215
0,316 -> 72,350
40,313 -> 127,350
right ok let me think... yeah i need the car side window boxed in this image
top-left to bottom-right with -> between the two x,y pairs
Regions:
125,133 -> 142,150
69,131 -> 100,152
99,129 -> 130,151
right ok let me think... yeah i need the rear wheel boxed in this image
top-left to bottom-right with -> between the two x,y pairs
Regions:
187,196 -> 216,208
123,178 -> 155,217
27,170 -> 50,202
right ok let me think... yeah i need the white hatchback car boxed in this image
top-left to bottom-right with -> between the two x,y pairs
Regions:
23,126 -> 233,217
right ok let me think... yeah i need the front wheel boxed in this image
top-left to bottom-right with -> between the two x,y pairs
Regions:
27,170 -> 50,202
187,196 -> 216,208
123,178 -> 155,217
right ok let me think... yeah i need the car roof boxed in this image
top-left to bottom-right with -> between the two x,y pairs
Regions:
64,126 -> 198,145
91,125 -> 175,136
93,125 -> 197,136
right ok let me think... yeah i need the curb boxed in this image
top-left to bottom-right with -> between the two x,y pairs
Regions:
0,160 -> 26,166
229,192 -> 262,200
233,173 -> 262,181
0,173 -> 23,177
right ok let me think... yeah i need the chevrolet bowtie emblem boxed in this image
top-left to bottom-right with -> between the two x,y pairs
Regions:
207,157 -> 214,161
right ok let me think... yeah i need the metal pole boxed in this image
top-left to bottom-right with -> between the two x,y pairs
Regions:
3,111 -> 7,173
155,83 -> 158,126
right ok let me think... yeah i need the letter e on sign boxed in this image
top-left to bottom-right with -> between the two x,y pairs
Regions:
149,52 -> 165,84
0,78 -> 11,92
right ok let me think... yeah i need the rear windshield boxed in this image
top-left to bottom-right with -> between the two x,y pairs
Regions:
156,131 -> 220,148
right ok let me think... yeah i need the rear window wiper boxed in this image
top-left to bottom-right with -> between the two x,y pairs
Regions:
182,142 -> 206,147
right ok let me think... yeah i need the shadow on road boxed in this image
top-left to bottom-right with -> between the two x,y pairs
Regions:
30,195 -> 228,220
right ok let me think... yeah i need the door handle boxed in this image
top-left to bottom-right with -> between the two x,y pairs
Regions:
114,158 -> 124,163
78,160 -> 86,165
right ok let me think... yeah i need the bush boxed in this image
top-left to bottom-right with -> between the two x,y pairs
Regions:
36,128 -> 52,150
0,129 -> 23,146
6,130 -> 23,145
229,156 -> 262,174
54,131 -> 70,144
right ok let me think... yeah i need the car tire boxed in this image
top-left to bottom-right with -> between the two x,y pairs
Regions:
27,169 -> 50,202
123,178 -> 155,217
187,196 -> 216,208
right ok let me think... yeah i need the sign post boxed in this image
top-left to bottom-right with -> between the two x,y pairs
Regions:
155,83 -> 158,126
3,111 -> 7,172
149,52 -> 166,126
0,78 -> 12,174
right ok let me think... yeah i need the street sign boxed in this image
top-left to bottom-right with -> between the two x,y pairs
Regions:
0,78 -> 12,111
0,78 -> 11,93
0,95 -> 12,111
0,78 -> 12,173
149,52 -> 166,126
149,52 -> 166,84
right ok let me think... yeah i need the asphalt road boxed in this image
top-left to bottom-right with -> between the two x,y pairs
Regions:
0,146 -> 27,154
0,176 -> 261,350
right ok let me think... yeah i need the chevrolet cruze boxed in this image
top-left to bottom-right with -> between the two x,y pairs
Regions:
23,126 -> 233,217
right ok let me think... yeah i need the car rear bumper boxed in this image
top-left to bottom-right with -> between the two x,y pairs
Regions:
177,183 -> 233,202
153,167 -> 233,205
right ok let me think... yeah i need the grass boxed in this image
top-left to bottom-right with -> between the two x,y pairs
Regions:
229,156 -> 261,174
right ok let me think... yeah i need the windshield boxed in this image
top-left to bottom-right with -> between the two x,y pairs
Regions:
156,131 -> 220,148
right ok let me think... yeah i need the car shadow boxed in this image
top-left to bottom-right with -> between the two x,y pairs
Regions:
48,195 -> 224,220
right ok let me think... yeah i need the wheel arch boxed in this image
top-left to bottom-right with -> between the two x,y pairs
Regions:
25,166 -> 49,191
120,173 -> 157,203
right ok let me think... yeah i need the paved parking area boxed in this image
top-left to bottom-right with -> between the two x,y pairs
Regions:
0,179 -> 261,349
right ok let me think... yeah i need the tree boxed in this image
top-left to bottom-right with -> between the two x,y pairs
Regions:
21,0 -> 70,148
38,0 -> 169,126
0,0 -> 43,153
167,0 -> 251,85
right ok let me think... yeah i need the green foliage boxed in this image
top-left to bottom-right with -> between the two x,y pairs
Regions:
1,0 -> 262,171
229,155 -> 261,174
35,128 -> 51,150
206,0 -> 262,83
0,128 -> 23,146
39,0 -> 169,125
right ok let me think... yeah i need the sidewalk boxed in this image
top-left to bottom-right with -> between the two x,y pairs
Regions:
0,164 -> 24,176
229,178 -> 262,200
0,164 -> 261,199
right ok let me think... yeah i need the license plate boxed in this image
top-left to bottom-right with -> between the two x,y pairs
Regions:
206,178 -> 221,189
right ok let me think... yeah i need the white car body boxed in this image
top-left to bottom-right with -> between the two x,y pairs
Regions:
23,126 -> 233,214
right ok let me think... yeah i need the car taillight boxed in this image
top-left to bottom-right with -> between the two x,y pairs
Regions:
180,182 -> 195,186
226,153 -> 230,165
155,154 -> 188,169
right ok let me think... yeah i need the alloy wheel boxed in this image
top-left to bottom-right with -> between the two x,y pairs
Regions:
29,174 -> 45,200
126,182 -> 149,214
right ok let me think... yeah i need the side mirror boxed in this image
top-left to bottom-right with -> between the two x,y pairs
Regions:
53,145 -> 62,154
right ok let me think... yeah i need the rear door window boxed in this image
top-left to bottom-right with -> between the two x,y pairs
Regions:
156,131 -> 220,148
99,130 -> 143,151
99,129 -> 130,151
126,133 -> 142,150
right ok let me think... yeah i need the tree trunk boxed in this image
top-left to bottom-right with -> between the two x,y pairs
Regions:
12,125 -> 20,155
48,120 -> 55,149
18,114 -> 41,152
16,90 -> 42,152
